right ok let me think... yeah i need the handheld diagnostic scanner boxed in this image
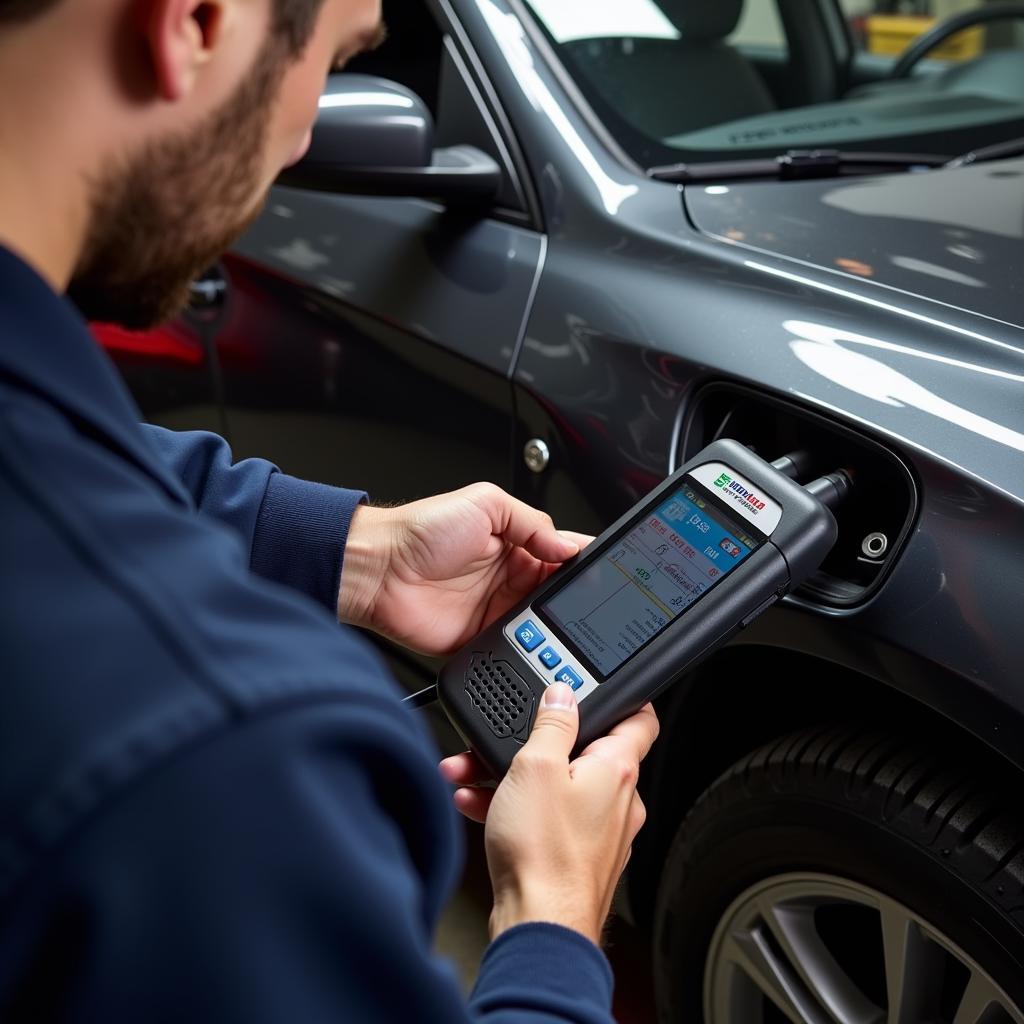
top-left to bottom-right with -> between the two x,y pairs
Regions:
437,439 -> 841,777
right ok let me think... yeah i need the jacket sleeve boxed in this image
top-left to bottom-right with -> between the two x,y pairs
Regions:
3,699 -> 616,1024
142,424 -> 366,614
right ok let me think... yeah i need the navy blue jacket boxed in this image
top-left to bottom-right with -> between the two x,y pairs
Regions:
0,246 -> 615,1022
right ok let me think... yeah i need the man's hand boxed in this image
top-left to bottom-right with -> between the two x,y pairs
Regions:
440,686 -> 659,945
337,483 -> 589,657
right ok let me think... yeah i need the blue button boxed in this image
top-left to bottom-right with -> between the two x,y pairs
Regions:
554,666 -> 584,690
514,620 -> 545,652
538,646 -> 562,669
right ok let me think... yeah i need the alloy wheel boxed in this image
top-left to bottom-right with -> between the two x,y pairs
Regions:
704,872 -> 1024,1024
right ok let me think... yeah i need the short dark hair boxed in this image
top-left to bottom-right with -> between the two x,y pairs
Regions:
0,0 -> 326,58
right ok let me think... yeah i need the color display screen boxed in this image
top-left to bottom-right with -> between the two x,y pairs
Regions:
539,482 -> 760,679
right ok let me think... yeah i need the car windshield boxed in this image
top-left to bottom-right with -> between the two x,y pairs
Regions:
523,0 -> 1024,168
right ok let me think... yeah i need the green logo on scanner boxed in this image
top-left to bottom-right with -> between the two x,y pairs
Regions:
713,470 -> 768,513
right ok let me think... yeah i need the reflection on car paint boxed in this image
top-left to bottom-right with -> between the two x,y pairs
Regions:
788,334 -> 1024,458
748,261 -> 1023,355
475,0 -> 639,216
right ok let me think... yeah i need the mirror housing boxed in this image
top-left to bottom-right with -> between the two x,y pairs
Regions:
277,74 -> 501,206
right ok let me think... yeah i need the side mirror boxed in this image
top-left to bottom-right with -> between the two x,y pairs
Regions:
277,74 -> 501,206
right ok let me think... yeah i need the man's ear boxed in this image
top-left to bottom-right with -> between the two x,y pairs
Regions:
144,0 -> 226,101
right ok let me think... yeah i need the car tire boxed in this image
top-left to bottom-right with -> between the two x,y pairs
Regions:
652,725 -> 1024,1023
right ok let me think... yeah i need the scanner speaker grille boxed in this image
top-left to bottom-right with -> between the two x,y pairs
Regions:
466,655 -> 532,738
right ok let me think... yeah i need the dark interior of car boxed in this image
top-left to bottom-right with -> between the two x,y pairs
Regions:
520,0 -> 1024,165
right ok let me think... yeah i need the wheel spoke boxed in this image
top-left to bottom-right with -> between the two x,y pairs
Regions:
757,896 -> 881,1024
879,897 -> 942,1024
717,928 -> 821,1024
953,969 -> 1010,1024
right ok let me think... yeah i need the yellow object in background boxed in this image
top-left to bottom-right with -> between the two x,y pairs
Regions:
866,14 -> 983,61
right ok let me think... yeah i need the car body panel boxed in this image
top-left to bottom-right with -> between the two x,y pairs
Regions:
212,187 -> 543,502
685,160 -> 1024,330
231,188 -> 541,378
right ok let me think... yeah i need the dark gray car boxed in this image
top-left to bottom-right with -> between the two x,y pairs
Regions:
107,1 -> 1024,1020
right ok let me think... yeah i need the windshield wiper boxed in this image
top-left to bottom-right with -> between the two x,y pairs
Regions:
648,148 -> 948,184
947,136 -> 1024,168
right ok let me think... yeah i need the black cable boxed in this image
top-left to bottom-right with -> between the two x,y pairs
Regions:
803,470 -> 853,511
771,451 -> 813,480
402,684 -> 439,709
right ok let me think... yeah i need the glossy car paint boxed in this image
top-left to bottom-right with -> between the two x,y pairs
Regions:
112,0 -> 1024,920
685,160 -> 1024,329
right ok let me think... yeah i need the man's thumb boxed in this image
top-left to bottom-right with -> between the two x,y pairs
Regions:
523,683 -> 579,759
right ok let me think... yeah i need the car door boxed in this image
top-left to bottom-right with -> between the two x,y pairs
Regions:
208,0 -> 544,503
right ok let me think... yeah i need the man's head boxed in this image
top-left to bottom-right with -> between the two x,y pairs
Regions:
0,0 -> 382,326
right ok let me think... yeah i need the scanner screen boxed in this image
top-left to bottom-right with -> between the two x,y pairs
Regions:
539,482 -> 760,679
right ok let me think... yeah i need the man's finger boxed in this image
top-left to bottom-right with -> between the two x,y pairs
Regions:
439,751 -> 492,787
483,490 -> 584,564
605,702 -> 659,760
514,683 -> 579,765
453,787 -> 494,824
579,704 -> 660,764
557,530 -> 594,552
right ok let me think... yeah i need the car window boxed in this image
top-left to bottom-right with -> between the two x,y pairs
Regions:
727,3 -> 787,54
523,0 -> 1024,168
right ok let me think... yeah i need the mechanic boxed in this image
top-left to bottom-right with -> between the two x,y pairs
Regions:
0,0 -> 660,1019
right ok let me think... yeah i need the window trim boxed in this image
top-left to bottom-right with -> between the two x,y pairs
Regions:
432,0 -> 548,231
501,0 -> 647,177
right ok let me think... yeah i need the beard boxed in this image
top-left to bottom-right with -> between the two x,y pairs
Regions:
69,40 -> 286,329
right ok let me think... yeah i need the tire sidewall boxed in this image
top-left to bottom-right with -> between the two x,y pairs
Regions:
654,792 -> 1024,1022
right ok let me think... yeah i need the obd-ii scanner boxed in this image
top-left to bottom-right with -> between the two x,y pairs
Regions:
436,439 -> 846,777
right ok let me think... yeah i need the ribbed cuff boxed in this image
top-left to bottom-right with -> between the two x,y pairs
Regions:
469,922 -> 614,1022
250,472 -> 367,615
